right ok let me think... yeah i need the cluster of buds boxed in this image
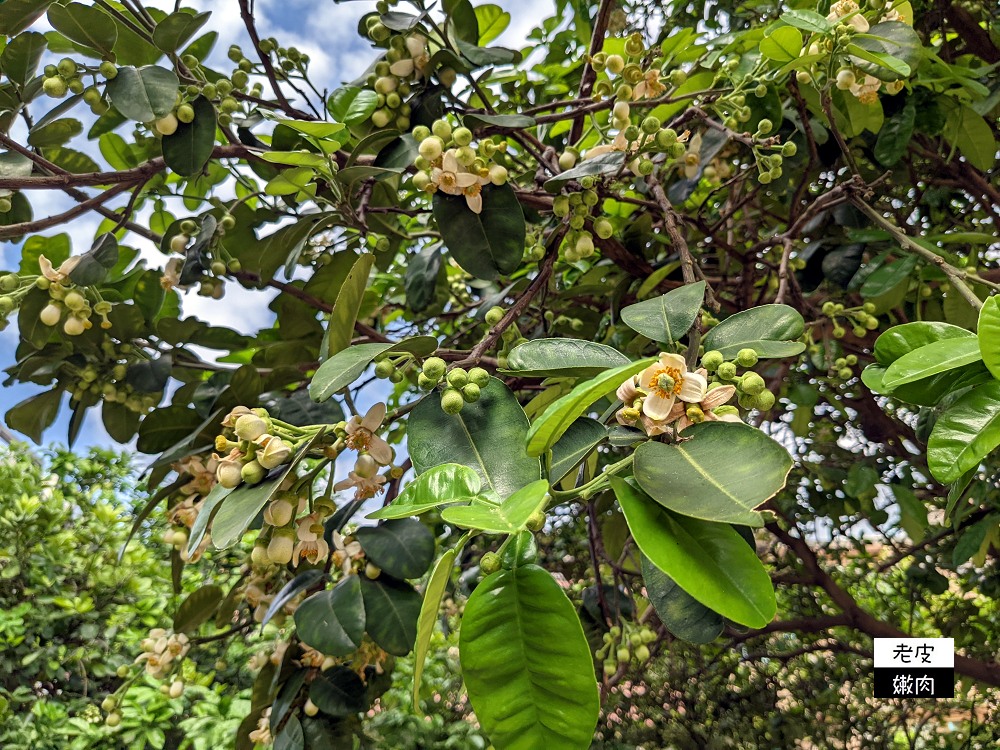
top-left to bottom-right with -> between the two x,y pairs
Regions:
821,300 -> 880,339
161,216 -> 240,298
360,33 -> 428,131
213,406 -> 302,490
174,44 -> 264,129
417,355 -> 490,415
597,624 -> 657,675
412,119 -> 510,214
704,348 -> 777,413
587,33 -> 688,105
42,56 -> 113,116
244,39 -> 305,89
132,628 -> 191,686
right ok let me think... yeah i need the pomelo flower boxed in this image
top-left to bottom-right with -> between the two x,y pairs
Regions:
637,352 -> 708,420
632,69 -> 666,100
344,403 -> 393,465
39,254 -> 80,283
389,35 -> 430,78
331,531 -> 363,576
827,0 -> 869,32
292,513 -> 330,567
850,73 -> 881,104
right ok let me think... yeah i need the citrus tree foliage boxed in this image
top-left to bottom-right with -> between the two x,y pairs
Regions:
0,0 -> 998,747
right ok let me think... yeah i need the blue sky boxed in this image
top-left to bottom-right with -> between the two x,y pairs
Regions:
1,0 -> 553,451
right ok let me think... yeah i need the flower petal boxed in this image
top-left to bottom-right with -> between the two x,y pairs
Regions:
701,384 -> 736,409
641,414 -> 669,436
368,435 -> 393,466
465,192 -> 483,214
659,352 -> 687,373
454,172 -> 477,188
678,371 -> 707,402
616,376 -> 640,403
443,151 -> 459,173
665,400 -> 686,421
643,392 -> 676,421
362,402 -> 387,432
639,364 -> 659,390
389,59 -> 415,77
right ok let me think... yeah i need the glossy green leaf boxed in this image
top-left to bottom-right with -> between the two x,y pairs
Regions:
359,574 -> 421,656
152,10 -> 210,52
927,381 -> 1000,484
173,584 -> 223,633
978,296 -> 1000,380
701,304 -> 806,358
873,321 -> 973,365
851,21 -> 921,81
441,479 -> 548,533
846,43 -> 910,78
106,64 -> 179,122
544,151 -> 625,193
874,102 -> 915,167
433,183 -> 525,281
186,483 -> 233,556
327,86 -> 379,125
368,464 -> 483,520
1,31 -> 47,88
412,548 -> 456,711
861,254 -> 917,298
613,478 -> 775,627
274,715 -> 304,750
759,25 -> 802,62
68,232 -> 118,286
404,244 -> 441,312
633,421 -> 792,526
475,3 -> 509,44
309,667 -> 367,717
460,565 -> 600,750
620,281 -> 705,344
463,112 -> 535,130
642,555 -> 724,643
27,118 -> 82,148
262,570 -> 326,631
549,418 -> 606,483
325,253 -> 375,357
295,575 -> 366,657
409,377 -> 541,502
500,338 -> 631,378
356,519 -> 435,579
309,336 -> 437,402
942,104 -> 996,173
780,9 -> 832,33
162,95 -> 216,176
47,2 -> 116,56
5,389 -> 61,444
882,337 -> 982,389
525,358 -> 654,458
0,0 -> 52,37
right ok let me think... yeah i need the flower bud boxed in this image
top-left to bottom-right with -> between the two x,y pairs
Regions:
736,348 -> 759,367
64,317 -> 85,336
756,118 -> 773,135
421,356 -> 446,380
241,459 -> 266,485
714,405 -> 739,418
304,698 -> 320,716
701,350 -> 724,371
266,497 -> 295,527
462,383 -> 481,403
717,362 -> 737,380
106,712 -> 122,727
756,390 -> 776,410
251,540 -> 271,566
40,303 -> 62,326
468,367 -> 490,388
440,388 -> 464,415
101,696 -> 116,712
169,681 -> 184,698
606,55 -> 625,75
258,437 -> 292,469
418,137 -> 442,161
268,528 -> 295,565
447,368 -> 469,388
526,509 -> 545,532
217,459 -> 243,489
234,414 -> 268,441
480,551 -> 501,575
365,562 -> 381,579
740,372 -> 766,396
117,665 -> 129,678
488,164 -> 508,185
836,69 -> 856,90
484,306 -> 505,326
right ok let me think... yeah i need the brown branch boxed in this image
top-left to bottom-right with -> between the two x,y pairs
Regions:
570,0 -> 616,143
0,181 -> 134,239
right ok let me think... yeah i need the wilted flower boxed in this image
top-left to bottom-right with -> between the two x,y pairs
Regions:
682,131 -> 703,179
134,630 -> 189,679
39,254 -> 81,283
248,708 -> 271,745
344,404 -> 393,465
175,455 -> 218,497
632,69 -> 666,100
334,454 -> 387,501
331,531 -> 363,576
221,405 -> 253,428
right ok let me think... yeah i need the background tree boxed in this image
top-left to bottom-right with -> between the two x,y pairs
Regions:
0,0 -> 998,748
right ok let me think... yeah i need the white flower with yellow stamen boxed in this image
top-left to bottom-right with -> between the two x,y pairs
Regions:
389,35 -> 430,79
344,403 -> 393,465
827,0 -> 870,32
431,150 -> 478,199
637,352 -> 708,421
159,257 -> 183,292
292,513 -> 330,567
331,531 -> 363,576
632,69 -> 666,100
850,73 -> 881,104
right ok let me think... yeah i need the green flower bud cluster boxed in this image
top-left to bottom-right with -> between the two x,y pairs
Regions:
43,57 -> 98,106
411,119 -> 510,201
832,354 -> 859,381
596,622 -> 657,674
821,299 -> 879,338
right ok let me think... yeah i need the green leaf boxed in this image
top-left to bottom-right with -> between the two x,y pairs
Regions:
874,102 -> 915,167
433,183 -> 525,281
356,519 -> 435,579
927,381 -> 1000,484
309,337 -> 437,402
327,86 -> 379,125
642,555 -> 724,643
978,296 -> 1000,380
261,151 -> 327,168
47,2 -> 117,56
620,281 -> 705,344
324,253 -> 374,356
633,421 -> 793,526
162,95 -> 215,176
780,9 -> 832,33
368,464 -> 483,520
846,43 -> 910,78
405,244 -> 441,313
152,10 -> 210,52
99,132 -> 136,170
851,22 -> 921,82
173,584 -> 223,633
294,575 -> 366,657
882,337 -> 982,389
759,25 -> 802,62
279,119 -> 347,139
0,150 -> 33,181
102,399 -> 140,443
43,145 -> 100,173
953,517 -> 993,567
475,3 -> 509,44
27,118 -> 82,148
873,321 -> 974,365
16,287 -> 56,350
186,483 -> 233,557
262,570 -> 325,631
463,112 -> 535,130
1,31 -> 47,88
0,0 -> 53,37
68,232 -> 118,286
274,715 -> 304,750
549,418 -> 606,483
5,389 -> 61,444
136,405 -> 203,454
441,479 -> 548,533
212,431 -> 325,548
500,338 -> 630,378
409,377 -> 541,502
105,64 -> 179,122
310,667 -> 367,717
701,304 -> 806,358
543,151 -> 624,193
459,565 -> 599,750
942,104 -> 996,173
266,166 -> 314,196
445,0 -> 478,44
525,358 -> 655,458
412,548 -> 457,711
613,478 -> 775,628
359,574 -> 421,656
